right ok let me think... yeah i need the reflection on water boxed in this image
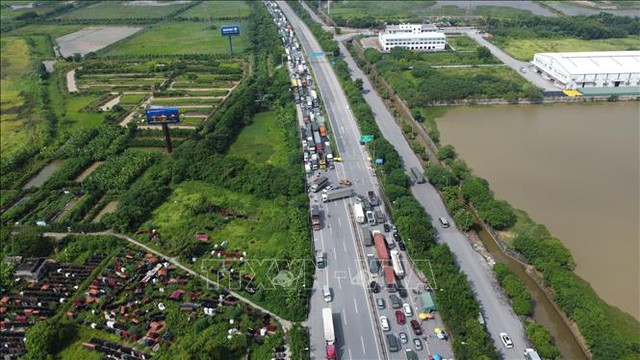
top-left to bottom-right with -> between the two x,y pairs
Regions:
437,102 -> 640,320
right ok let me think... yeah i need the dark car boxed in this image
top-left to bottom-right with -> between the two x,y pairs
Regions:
370,281 -> 380,293
367,191 -> 379,206
383,223 -> 390,233
397,285 -> 408,298
393,231 -> 402,242
410,320 -> 423,336
397,241 -> 406,251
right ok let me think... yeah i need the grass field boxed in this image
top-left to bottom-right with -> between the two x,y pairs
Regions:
493,36 -> 640,61
56,323 -> 126,360
59,95 -> 104,131
1,36 -> 35,159
102,21 -> 248,56
228,111 -> 289,167
446,35 -> 479,52
57,1 -> 188,19
8,24 -> 86,38
178,1 -> 251,19
329,1 -> 435,20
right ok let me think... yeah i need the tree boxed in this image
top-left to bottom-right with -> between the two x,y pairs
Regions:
24,320 -> 76,359
475,46 -> 492,62
437,144 -> 457,161
8,228 -> 53,257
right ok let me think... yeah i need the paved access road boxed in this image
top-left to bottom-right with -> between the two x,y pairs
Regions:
335,33 -> 530,360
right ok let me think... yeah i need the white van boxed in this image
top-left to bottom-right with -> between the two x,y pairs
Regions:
438,217 -> 450,228
323,285 -> 332,302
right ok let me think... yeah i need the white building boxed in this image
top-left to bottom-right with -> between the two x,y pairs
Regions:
532,51 -> 640,90
378,24 -> 446,52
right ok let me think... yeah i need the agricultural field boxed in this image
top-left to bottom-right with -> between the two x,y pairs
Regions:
0,36 -> 39,159
102,21 -> 249,56
56,1 -> 191,20
228,111 -> 290,167
446,35 -> 480,52
8,24 -> 86,38
490,35 -> 640,61
178,1 -> 251,19
56,26 -> 142,57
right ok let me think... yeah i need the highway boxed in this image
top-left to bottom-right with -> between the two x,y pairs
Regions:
277,2 -> 532,359
275,2 -> 454,359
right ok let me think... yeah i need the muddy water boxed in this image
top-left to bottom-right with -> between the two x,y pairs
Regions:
436,102 -> 640,320
23,160 -> 64,189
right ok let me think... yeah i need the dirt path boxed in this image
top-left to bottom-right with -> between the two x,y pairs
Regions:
66,69 -> 78,93
99,96 -> 121,111
119,95 -> 153,127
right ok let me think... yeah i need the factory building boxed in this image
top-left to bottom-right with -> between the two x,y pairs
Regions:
378,24 -> 446,52
532,51 -> 640,90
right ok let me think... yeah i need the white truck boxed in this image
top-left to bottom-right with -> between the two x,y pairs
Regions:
390,249 -> 405,278
322,308 -> 337,359
354,203 -> 365,223
322,188 -> 354,202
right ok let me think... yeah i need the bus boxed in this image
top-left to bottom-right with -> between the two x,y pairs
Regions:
410,167 -> 425,184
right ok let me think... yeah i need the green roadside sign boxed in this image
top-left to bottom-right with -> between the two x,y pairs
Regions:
360,135 -> 374,143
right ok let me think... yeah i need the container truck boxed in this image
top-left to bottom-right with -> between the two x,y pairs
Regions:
322,188 -> 354,202
373,231 -> 389,263
353,203 -> 365,223
322,308 -> 337,359
310,176 -> 329,192
311,205 -> 321,230
319,124 -> 327,137
384,265 -> 397,292
390,249 -> 405,278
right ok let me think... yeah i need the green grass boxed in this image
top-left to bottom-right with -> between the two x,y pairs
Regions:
151,98 -> 217,106
492,36 -> 640,61
472,5 -> 538,17
56,322 -> 134,360
60,95 -> 104,131
1,1 -> 62,18
57,1 -> 188,19
102,21 -> 248,56
8,24 -> 86,38
447,35 -> 481,52
119,93 -> 147,105
178,1 -> 251,19
330,1 -> 436,20
0,36 -> 38,159
228,111 -> 288,167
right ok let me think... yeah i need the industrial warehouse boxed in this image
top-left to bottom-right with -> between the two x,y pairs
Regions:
532,51 -> 640,92
378,23 -> 447,52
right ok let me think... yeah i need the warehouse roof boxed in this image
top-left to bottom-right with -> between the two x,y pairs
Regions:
534,51 -> 640,75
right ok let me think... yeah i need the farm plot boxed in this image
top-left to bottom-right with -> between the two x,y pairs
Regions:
178,1 -> 251,19
56,1 -> 191,20
55,26 -> 142,57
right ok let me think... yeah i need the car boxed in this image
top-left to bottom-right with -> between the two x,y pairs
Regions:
398,332 -> 408,344
403,303 -> 413,316
438,217 -> 450,228
397,241 -> 406,251
389,294 -> 402,309
500,332 -> 513,348
370,281 -> 380,293
354,194 -> 365,203
338,179 -> 352,186
393,231 -> 402,242
410,320 -> 423,336
395,310 -> 406,325
383,223 -> 390,233
380,316 -> 390,332
392,225 -> 397,232
367,190 -> 379,206
376,297 -> 386,309
398,286 -> 408,298
413,338 -> 423,351
386,334 -> 399,352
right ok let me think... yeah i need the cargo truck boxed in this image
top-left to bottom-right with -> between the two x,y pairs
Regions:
322,188 -> 354,202
322,308 -> 337,359
353,203 -> 365,223
311,205 -> 321,230
524,349 -> 542,360
319,124 -> 327,137
390,249 -> 405,278
310,176 -> 329,192
373,231 -> 389,263
384,265 -> 397,292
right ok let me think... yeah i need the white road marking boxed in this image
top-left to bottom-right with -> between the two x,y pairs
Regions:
342,241 -> 347,252
348,348 -> 353,360
361,336 -> 366,354
338,217 -> 342,228
353,297 -> 359,314
342,309 -> 348,325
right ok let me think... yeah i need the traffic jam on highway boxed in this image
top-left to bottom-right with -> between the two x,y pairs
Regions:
267,2 -> 454,359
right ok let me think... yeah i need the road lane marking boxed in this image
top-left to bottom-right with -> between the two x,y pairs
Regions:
342,309 -> 348,325
361,336 -> 366,354
333,248 -> 337,261
348,348 -> 352,360
353,298 -> 359,314
342,241 -> 347,252
338,218 -> 342,228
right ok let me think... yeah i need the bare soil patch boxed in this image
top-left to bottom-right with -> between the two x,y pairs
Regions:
56,26 -> 142,57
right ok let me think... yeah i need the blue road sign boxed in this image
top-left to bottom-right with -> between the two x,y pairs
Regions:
375,159 -> 384,165
221,25 -> 240,36
146,107 -> 180,124
309,52 -> 324,57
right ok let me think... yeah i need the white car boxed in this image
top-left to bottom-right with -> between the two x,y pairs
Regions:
398,332 -> 408,344
403,303 -> 413,316
380,316 -> 390,332
500,332 -> 514,348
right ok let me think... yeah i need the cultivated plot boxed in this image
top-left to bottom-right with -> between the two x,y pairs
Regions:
55,26 -> 142,57
178,1 -> 251,19
56,0 -> 191,20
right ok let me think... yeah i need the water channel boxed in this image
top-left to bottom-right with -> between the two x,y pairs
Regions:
436,101 -> 639,357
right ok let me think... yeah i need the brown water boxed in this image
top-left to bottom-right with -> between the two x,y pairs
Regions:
437,102 -> 640,321
22,160 -> 64,189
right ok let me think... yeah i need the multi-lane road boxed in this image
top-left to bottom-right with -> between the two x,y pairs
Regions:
276,1 -> 530,359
